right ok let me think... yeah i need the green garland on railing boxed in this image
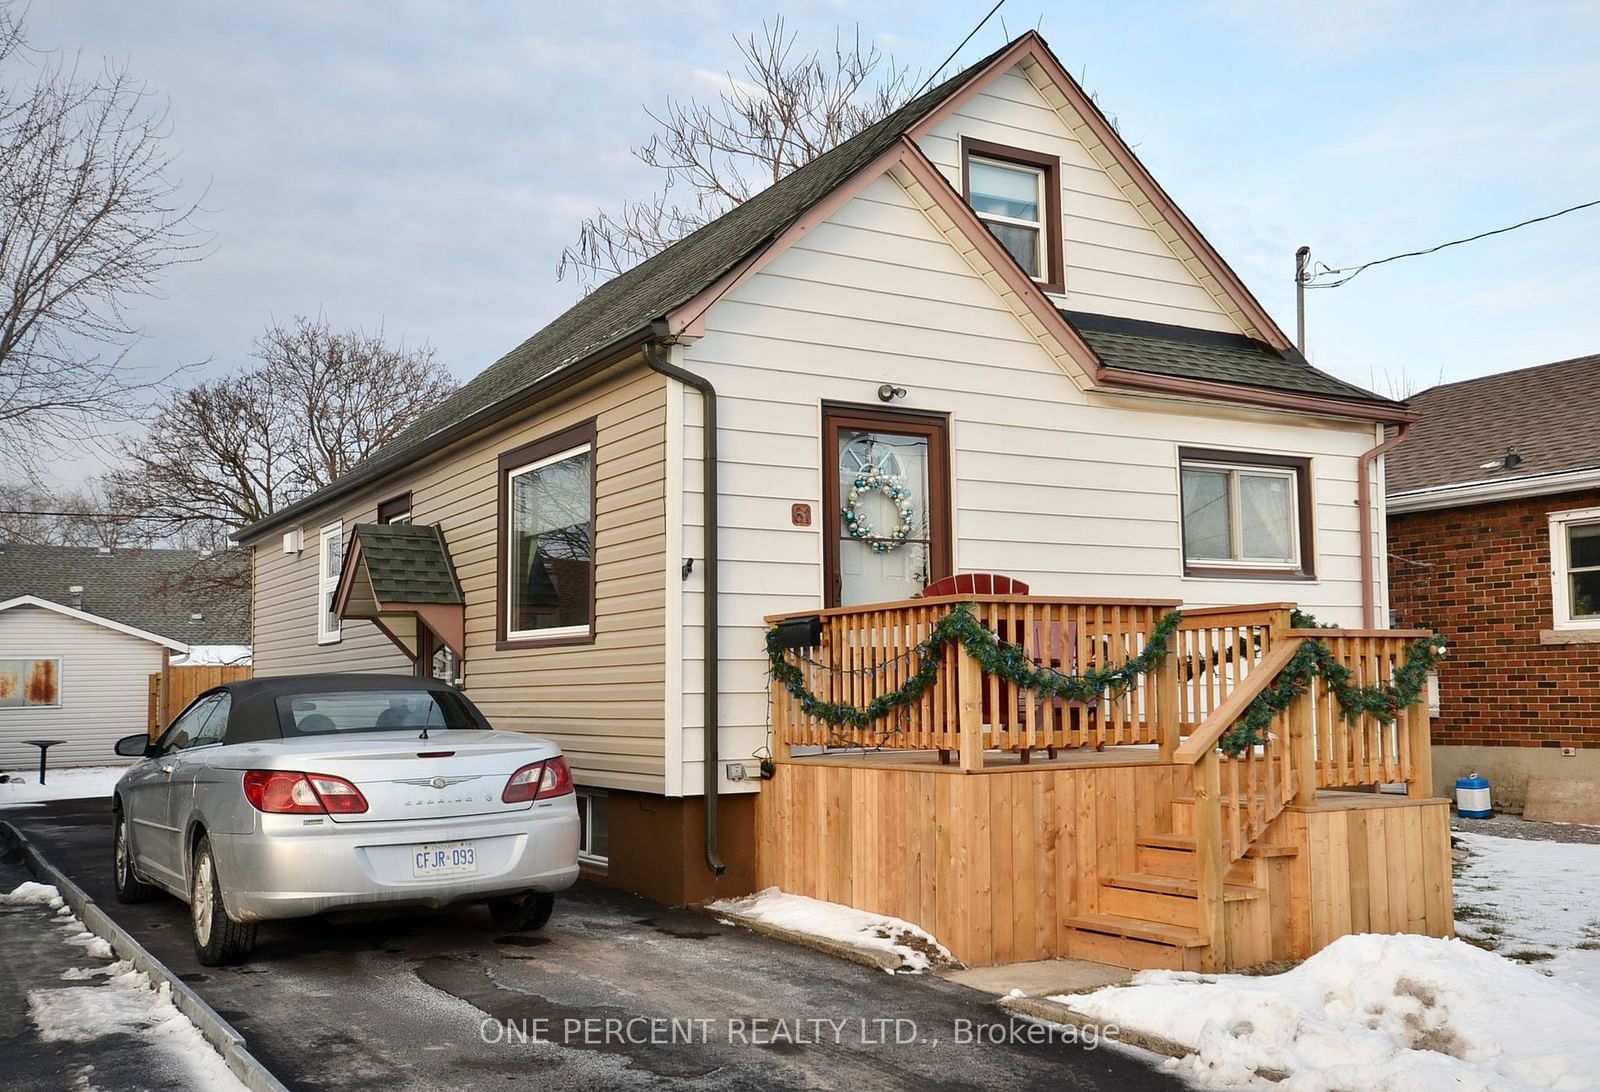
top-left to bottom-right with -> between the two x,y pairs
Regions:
766,604 -> 1186,731
1217,630 -> 1447,757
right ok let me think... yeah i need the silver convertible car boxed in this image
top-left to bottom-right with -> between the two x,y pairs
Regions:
111,674 -> 580,965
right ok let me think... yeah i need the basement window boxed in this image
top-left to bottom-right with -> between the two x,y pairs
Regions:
1179,449 -> 1313,579
1549,507 -> 1600,629
576,789 -> 609,865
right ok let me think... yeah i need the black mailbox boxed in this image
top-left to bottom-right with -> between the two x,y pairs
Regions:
774,615 -> 823,651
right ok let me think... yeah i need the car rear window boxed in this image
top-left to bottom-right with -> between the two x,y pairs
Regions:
275,690 -> 483,737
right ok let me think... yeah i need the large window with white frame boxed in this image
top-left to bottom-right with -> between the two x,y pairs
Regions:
1179,449 -> 1313,579
497,420 -> 597,647
317,522 -> 343,644
1549,507 -> 1600,628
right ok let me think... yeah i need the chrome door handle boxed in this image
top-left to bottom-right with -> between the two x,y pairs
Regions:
159,765 -> 174,774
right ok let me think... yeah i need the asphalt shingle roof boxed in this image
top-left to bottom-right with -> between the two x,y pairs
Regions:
0,545 -> 250,644
350,524 -> 462,605
236,34 -> 1395,544
1386,353 -> 1600,494
1064,311 -> 1389,404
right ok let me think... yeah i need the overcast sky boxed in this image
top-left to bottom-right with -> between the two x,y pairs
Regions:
24,0 -> 1600,485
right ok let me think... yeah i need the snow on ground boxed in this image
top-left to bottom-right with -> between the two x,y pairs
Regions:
170,644 -> 252,666
1066,932 -> 1600,1091
0,765 -> 125,807
6,881 -> 249,1091
1453,830 -> 1600,994
708,887 -> 954,972
1056,830 -> 1600,1090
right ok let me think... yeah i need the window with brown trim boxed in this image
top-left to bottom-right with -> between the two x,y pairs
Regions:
961,136 -> 1064,294
496,420 -> 598,649
1178,448 -> 1314,580
377,492 -> 412,524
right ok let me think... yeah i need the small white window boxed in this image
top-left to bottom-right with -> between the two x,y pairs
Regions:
576,789 -> 608,865
968,156 -> 1046,279
1549,507 -> 1600,629
317,522 -> 343,644
1180,455 -> 1306,574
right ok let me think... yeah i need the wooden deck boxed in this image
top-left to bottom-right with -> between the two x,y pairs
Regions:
759,595 -> 1450,970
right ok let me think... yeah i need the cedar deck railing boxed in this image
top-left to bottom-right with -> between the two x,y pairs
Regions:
767,597 -> 1431,779
766,594 -> 1436,963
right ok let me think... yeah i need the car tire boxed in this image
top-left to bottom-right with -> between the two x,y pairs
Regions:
489,892 -> 555,932
190,835 -> 256,966
112,809 -> 160,904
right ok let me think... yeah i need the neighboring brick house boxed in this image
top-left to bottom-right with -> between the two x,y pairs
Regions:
1387,354 -> 1600,808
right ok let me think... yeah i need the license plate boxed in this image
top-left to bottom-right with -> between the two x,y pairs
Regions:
412,840 -> 477,878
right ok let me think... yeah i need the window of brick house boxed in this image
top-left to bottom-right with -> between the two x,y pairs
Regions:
1549,506 -> 1600,628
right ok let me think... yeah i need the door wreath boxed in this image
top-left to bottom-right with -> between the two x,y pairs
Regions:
842,465 -> 915,553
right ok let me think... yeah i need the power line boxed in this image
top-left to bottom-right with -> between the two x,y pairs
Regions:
0,509 -> 146,520
912,0 -> 1007,100
1307,197 -> 1600,289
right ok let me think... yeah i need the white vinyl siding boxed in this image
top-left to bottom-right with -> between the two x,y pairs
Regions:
675,169 -> 1378,797
918,62 -> 1247,334
0,606 -> 163,769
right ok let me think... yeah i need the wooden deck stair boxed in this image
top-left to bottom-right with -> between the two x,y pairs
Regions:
1065,832 -> 1297,970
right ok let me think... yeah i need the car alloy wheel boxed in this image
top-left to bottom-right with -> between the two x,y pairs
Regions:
112,810 -> 158,904
189,835 -> 257,966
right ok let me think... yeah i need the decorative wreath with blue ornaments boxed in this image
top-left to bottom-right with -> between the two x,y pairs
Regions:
842,465 -> 916,553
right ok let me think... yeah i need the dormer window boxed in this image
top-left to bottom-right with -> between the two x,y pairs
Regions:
961,137 -> 1063,293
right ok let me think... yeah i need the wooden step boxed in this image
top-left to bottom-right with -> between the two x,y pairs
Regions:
1066,926 -> 1207,972
1107,872 -> 1262,901
1101,873 -> 1261,928
1066,912 -> 1208,948
1139,833 -> 1299,859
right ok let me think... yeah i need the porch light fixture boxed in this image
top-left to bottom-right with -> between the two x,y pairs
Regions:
877,383 -> 906,402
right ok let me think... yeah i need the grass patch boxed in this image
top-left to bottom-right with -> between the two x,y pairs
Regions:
1505,949 -> 1556,963
1234,959 -> 1301,977
1458,934 -> 1499,952
1576,941 -> 1600,951
1453,904 -> 1505,923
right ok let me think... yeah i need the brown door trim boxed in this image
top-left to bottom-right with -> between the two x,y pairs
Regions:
821,403 -> 952,608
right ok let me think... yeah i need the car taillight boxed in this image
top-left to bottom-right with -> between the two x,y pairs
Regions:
243,770 -> 368,815
502,756 -> 574,803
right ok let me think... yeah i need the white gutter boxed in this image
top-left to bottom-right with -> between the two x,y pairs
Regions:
1388,464 -> 1600,514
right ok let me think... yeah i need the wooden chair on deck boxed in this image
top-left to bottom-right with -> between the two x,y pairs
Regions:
923,573 -> 1098,763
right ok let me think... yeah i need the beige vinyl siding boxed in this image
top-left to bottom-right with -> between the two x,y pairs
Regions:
250,364 -> 669,794
0,606 -> 162,769
917,62 -> 1247,335
675,170 -> 1378,796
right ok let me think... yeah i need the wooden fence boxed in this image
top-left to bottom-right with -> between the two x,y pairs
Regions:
147,665 -> 253,735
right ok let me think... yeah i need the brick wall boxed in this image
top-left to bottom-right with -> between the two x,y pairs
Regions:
1387,488 -> 1600,748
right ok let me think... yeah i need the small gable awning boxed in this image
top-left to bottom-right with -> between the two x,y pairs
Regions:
333,523 -> 464,662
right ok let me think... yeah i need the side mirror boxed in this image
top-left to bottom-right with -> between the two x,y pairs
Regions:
115,734 -> 153,758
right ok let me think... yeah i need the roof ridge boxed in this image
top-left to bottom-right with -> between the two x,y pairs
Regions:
1413,352 -> 1600,399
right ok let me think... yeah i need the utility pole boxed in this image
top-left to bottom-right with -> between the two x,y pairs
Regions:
1294,245 -> 1311,354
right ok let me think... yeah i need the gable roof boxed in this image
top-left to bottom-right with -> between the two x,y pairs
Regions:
236,31 -> 1400,544
1387,353 -> 1600,503
346,524 -> 463,605
0,595 -> 190,651
0,544 -> 251,645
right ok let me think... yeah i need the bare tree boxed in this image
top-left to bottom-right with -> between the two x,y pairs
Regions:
108,316 -> 457,547
0,479 -> 151,546
557,19 -> 913,290
0,4 -> 206,473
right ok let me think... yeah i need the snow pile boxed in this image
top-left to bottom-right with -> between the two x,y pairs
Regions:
170,644 -> 251,666
0,765 -> 127,806
2,880 -> 65,907
30,963 -> 249,1090
708,887 -> 954,972
1065,933 -> 1600,1090
1454,830 -> 1600,996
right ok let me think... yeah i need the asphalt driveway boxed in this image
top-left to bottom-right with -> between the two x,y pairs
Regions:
3,798 -> 1181,1091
